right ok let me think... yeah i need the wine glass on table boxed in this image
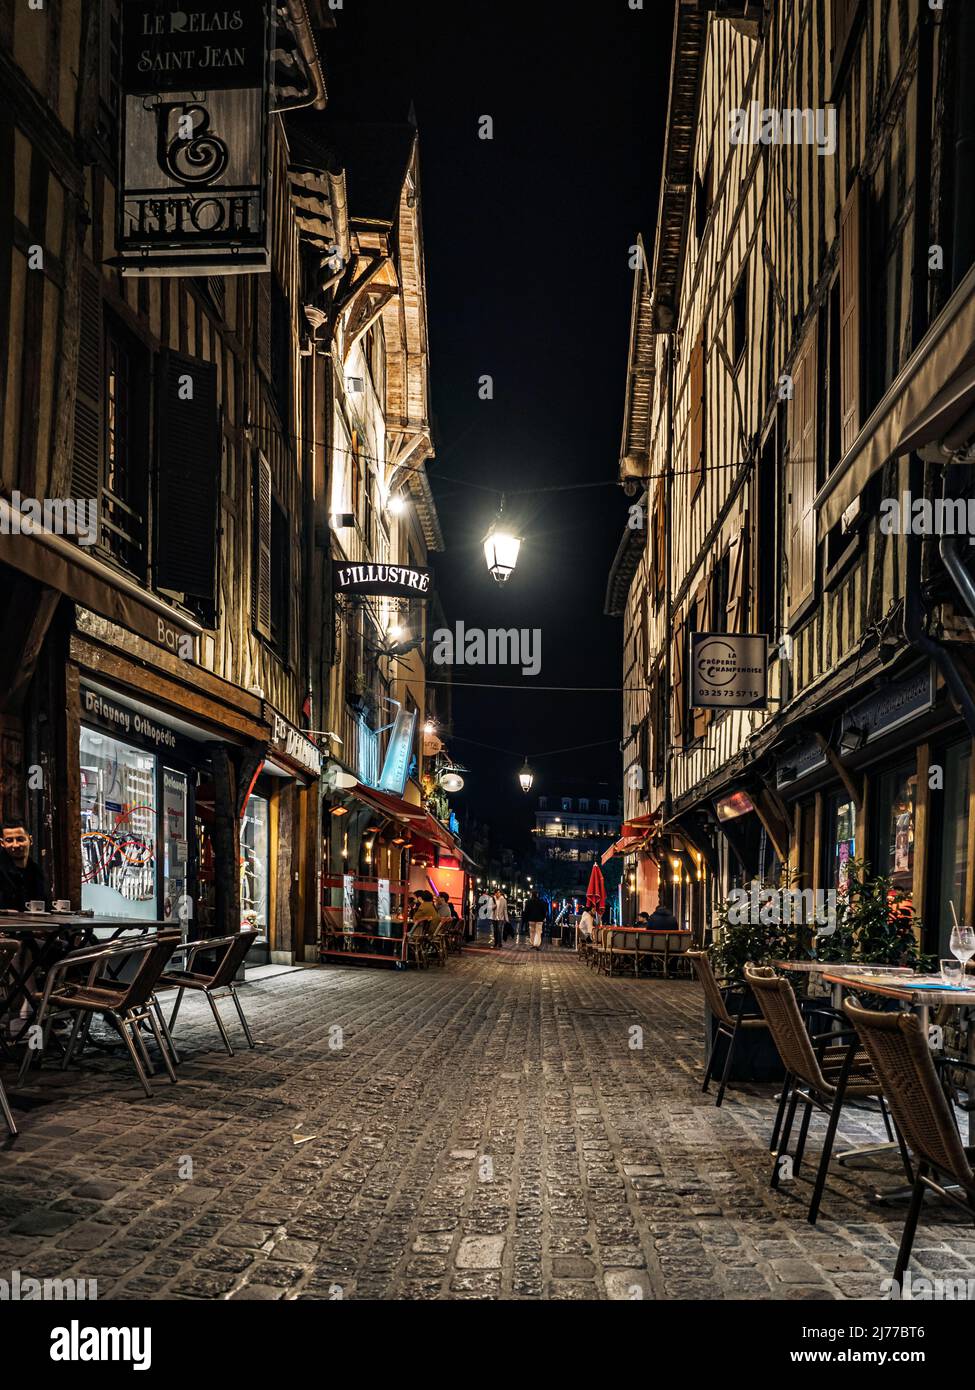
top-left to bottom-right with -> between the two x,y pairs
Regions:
949,903 -> 975,979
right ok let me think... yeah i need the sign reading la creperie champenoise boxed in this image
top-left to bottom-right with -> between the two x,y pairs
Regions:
117,2 -> 270,275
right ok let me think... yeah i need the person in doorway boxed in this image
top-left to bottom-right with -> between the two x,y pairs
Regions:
493,888 -> 509,947
523,892 -> 548,951
0,821 -> 49,910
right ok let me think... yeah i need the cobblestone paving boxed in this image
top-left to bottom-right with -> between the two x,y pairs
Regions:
1,944 -> 973,1300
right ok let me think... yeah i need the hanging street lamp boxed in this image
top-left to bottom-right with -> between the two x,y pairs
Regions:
482,496 -> 522,583
518,757 -> 534,793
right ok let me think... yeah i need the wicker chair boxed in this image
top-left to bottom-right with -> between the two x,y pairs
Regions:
688,950 -> 770,1111
844,998 -> 975,1284
746,965 -> 908,1224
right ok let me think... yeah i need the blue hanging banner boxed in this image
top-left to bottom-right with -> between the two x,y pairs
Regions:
377,708 -> 417,797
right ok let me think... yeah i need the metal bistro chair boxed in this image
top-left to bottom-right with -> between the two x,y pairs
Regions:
746,966 -> 910,1225
19,933 -> 182,1098
157,929 -> 259,1056
844,999 -> 975,1285
0,938 -> 20,1135
688,950 -> 770,1111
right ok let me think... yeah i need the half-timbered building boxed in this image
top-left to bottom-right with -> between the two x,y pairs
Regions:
609,0 -> 975,959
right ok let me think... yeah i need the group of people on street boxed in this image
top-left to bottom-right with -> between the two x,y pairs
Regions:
474,886 -> 552,951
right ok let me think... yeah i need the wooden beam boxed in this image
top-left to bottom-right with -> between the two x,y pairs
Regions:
751,786 -> 791,866
0,583 -> 60,714
209,744 -> 242,938
814,733 -> 863,810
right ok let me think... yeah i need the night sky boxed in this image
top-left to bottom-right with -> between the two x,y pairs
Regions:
325,3 -> 671,850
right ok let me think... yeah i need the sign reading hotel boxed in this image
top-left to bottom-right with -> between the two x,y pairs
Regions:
690,633 -> 768,709
332,561 -> 433,600
117,1 -> 270,275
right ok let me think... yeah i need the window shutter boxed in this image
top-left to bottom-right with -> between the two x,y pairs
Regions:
839,182 -> 862,454
71,267 -> 103,505
652,478 -> 666,600
787,321 -> 818,618
253,452 -> 273,639
693,578 -> 711,739
154,351 -> 219,609
651,663 -> 665,785
725,516 -> 750,634
672,618 -> 686,745
256,274 -> 272,380
690,327 -> 705,497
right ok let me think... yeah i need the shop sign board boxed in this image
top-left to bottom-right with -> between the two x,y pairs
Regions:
117,0 -> 271,275
266,706 -> 322,777
841,665 -> 935,745
332,561 -> 433,600
690,633 -> 768,709
377,708 -> 417,797
775,738 -> 829,790
81,685 -> 180,752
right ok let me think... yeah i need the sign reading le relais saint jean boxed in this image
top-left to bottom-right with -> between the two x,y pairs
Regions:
690,632 -> 768,710
332,561 -> 433,600
117,2 -> 270,275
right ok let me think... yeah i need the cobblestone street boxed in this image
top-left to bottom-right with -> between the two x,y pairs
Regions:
1,945 -> 972,1301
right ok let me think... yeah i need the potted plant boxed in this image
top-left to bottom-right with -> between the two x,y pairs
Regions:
702,871 -> 807,1082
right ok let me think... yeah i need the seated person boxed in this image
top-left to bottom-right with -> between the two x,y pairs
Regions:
645,898 -> 679,932
635,911 -> 652,927
410,890 -> 439,938
0,820 -> 50,910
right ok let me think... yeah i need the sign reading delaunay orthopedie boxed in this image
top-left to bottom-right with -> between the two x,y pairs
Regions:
690,632 -> 768,709
332,561 -> 433,600
118,1 -> 270,275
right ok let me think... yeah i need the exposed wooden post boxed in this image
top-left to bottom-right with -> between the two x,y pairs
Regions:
814,733 -> 863,810
209,744 -> 242,938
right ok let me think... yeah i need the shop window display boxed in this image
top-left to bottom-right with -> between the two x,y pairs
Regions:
80,727 -> 157,919
240,793 -> 269,939
872,761 -> 916,902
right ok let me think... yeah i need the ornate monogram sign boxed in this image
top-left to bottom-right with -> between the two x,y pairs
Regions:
117,2 -> 270,275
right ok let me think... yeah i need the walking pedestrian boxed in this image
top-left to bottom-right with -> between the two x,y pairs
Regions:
523,892 -> 548,951
476,887 -> 495,945
493,887 -> 509,947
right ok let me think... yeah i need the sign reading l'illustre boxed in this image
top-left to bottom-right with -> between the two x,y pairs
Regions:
690,633 -> 768,709
332,561 -> 433,600
118,1 -> 270,275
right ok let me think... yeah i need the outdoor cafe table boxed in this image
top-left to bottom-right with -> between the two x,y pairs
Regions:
822,968 -> 975,1146
771,960 -> 914,1010
0,914 -> 169,1026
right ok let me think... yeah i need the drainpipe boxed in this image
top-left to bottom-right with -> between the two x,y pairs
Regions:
272,0 -> 328,114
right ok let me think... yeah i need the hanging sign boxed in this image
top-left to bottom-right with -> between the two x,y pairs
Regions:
117,0 -> 271,275
333,561 -> 433,599
690,633 -> 768,709
377,708 -> 417,797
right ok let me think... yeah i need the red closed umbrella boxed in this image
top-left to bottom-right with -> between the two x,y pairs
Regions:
585,862 -> 606,915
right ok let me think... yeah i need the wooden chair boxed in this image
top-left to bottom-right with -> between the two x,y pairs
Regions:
688,950 -> 770,1110
20,933 -> 182,1098
844,998 -> 975,1285
158,929 -> 259,1056
746,965 -> 909,1224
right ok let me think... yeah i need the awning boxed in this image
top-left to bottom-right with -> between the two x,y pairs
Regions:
601,832 -> 648,865
0,529 -> 201,650
817,261 -> 975,538
350,783 -> 426,825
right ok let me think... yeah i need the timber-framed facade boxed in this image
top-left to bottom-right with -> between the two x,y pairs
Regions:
609,0 -> 975,962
